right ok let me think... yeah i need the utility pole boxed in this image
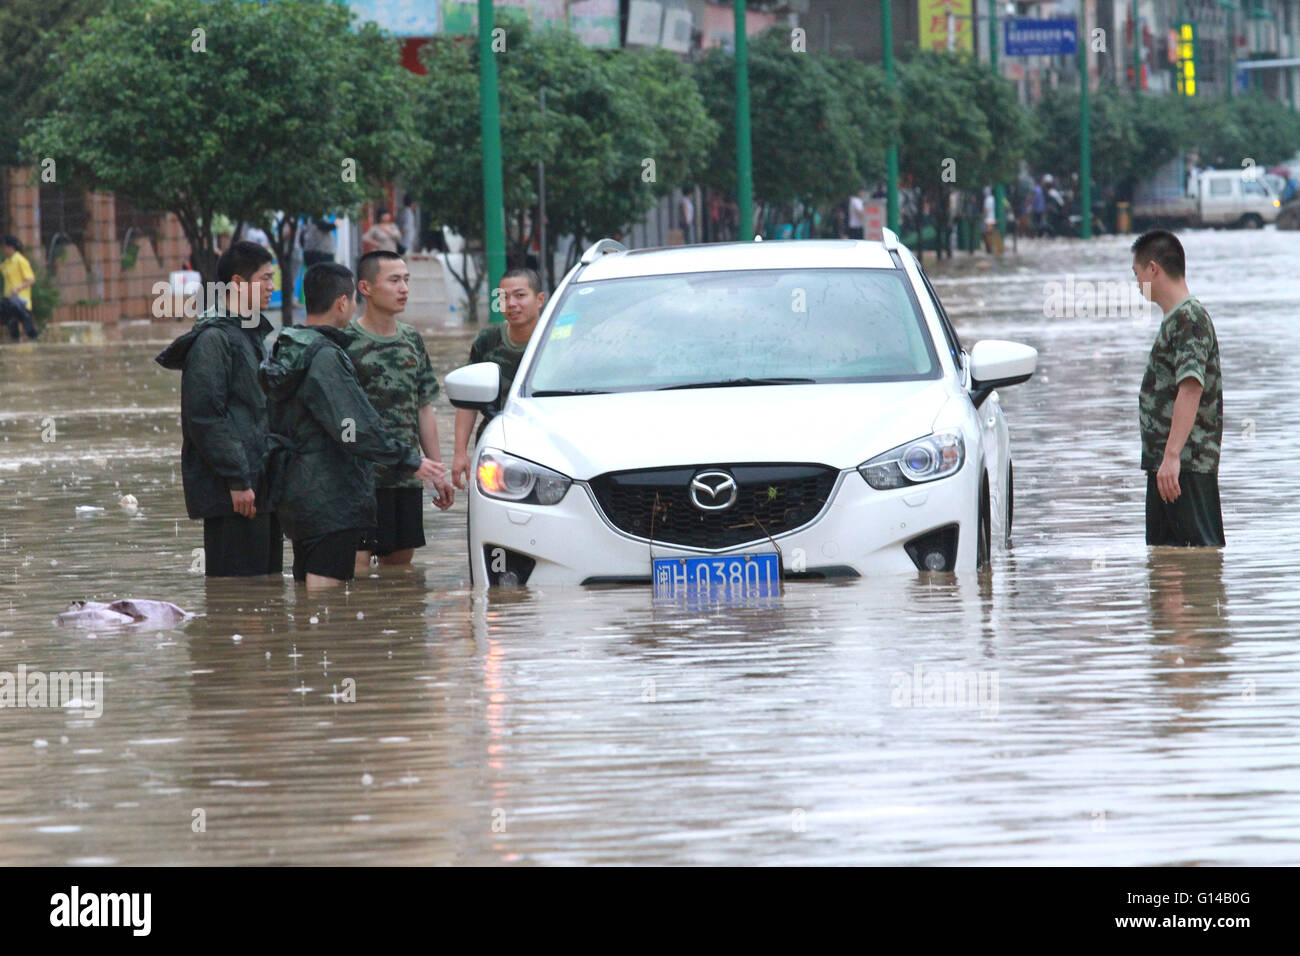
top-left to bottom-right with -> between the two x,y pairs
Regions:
478,0 -> 506,314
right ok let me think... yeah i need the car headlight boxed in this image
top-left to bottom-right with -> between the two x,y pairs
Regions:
476,448 -> 571,505
858,432 -> 965,489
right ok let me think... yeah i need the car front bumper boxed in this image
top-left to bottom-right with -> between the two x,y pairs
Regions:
467,461 -> 982,587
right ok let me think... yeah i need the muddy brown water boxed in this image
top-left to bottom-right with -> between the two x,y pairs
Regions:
1,230 -> 1298,864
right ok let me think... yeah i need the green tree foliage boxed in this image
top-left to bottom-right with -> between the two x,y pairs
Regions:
0,0 -> 100,168
1187,92 -> 1300,168
1033,88 -> 1300,200
415,18 -> 715,318
896,50 -> 1029,253
1033,85 -> 1142,196
695,28 -> 891,231
27,0 -> 417,324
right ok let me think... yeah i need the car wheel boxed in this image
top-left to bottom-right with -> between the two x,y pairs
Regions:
1240,214 -> 1263,229
977,474 -> 992,572
1004,459 -> 1014,548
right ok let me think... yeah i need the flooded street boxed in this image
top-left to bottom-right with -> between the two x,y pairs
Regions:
2,229 -> 1299,865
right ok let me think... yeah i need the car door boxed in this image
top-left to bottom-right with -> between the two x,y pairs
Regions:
1201,174 -> 1235,225
1241,178 -> 1274,221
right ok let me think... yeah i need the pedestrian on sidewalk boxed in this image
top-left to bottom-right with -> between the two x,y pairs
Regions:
1,235 -> 39,340
362,209 -> 402,255
847,187 -> 867,240
301,218 -> 336,269
982,187 -> 1003,255
399,197 -> 418,256
1133,229 -> 1224,547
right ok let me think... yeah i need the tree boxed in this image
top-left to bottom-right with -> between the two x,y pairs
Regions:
0,0 -> 100,168
27,0 -> 416,325
897,50 -> 1029,256
1033,85 -> 1142,199
415,19 -> 715,320
235,6 -> 422,325
695,28 -> 873,233
1188,92 -> 1300,170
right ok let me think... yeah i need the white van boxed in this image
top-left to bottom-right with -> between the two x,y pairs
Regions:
1133,168 -> 1282,228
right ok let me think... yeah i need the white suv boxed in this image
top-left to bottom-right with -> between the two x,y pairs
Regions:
447,232 -> 1036,589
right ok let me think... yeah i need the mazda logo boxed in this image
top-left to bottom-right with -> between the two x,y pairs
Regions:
690,470 -> 738,511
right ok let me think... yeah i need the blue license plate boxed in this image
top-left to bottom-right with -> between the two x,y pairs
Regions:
652,553 -> 782,599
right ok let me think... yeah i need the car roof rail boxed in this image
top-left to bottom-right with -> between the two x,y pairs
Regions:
579,238 -> 628,265
881,227 -> 900,251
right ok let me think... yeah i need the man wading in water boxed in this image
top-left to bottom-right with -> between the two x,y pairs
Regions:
450,268 -> 547,490
157,241 -> 282,576
260,263 -> 444,588
1132,229 -> 1225,547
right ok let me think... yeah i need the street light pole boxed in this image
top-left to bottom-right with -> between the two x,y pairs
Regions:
538,88 -> 548,292
734,0 -> 754,241
1132,0 -> 1141,92
478,0 -> 506,311
1079,5 -> 1092,239
990,0 -> 1005,240
883,0 -> 899,234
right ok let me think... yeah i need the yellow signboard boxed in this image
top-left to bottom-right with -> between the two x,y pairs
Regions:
918,0 -> 974,53
1176,22 -> 1196,96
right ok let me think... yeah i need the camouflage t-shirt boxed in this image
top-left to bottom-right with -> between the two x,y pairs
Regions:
469,323 -> 530,443
345,318 -> 440,488
1139,295 -> 1222,474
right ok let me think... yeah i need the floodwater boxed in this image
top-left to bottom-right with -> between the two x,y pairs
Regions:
2,229 -> 1299,865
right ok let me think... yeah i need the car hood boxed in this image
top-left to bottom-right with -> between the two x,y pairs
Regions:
492,380 -> 959,479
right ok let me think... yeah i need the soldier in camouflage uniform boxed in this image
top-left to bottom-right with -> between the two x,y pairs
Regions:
1132,230 -> 1224,546
346,251 -> 454,570
451,268 -> 548,490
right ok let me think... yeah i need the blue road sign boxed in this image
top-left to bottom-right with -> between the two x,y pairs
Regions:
1005,18 -> 1078,57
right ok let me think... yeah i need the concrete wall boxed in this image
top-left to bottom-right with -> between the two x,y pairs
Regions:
3,167 -> 189,323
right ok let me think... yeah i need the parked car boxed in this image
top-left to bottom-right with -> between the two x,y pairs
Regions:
446,234 -> 1037,589
1132,168 -> 1282,229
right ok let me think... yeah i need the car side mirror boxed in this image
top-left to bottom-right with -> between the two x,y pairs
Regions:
969,339 -> 1037,409
445,362 -> 501,410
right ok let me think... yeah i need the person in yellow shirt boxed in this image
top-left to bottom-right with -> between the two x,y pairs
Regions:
1,235 -> 39,340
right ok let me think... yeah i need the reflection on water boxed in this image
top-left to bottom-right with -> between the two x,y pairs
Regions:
2,231 -> 1300,864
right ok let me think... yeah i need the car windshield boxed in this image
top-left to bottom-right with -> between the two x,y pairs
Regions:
526,268 -> 938,394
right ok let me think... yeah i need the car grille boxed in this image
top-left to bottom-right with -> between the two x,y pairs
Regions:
588,464 -> 840,550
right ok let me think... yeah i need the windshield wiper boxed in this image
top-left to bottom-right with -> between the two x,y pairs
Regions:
657,377 -> 816,390
530,388 -> 610,396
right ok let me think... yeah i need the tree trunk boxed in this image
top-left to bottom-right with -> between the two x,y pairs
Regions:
445,248 -> 484,324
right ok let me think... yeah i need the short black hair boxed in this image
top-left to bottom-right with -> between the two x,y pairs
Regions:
357,250 -> 403,292
217,240 -> 273,284
303,262 -> 355,314
1131,229 -> 1185,280
1,234 -> 20,251
500,267 -> 542,295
